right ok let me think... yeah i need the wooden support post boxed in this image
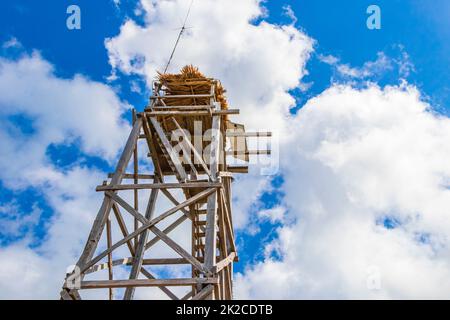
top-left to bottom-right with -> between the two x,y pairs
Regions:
106,217 -> 114,300
204,104 -> 222,299
132,109 -> 139,251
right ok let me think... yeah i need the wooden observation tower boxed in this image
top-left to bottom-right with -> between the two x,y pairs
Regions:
60,66 -> 271,300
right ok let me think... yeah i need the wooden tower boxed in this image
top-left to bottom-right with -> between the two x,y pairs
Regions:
60,67 -> 270,300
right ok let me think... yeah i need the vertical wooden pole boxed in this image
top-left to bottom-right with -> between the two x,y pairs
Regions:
204,103 -> 221,299
106,216 -> 114,300
132,109 -> 139,251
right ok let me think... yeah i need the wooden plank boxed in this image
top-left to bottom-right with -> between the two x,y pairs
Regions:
132,109 -> 139,251
227,166 -> 248,173
218,171 -> 234,178
96,182 -> 222,191
106,217 -> 114,300
145,109 -> 239,116
79,278 -> 218,289
204,109 -> 221,299
220,189 -> 236,253
85,258 -> 193,274
152,106 -> 212,111
213,252 -> 236,273
150,94 -> 213,99
226,131 -> 272,137
108,173 -> 155,180
226,150 -> 271,156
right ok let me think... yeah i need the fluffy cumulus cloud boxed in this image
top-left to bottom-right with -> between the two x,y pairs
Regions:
235,84 -> 450,299
0,52 -> 131,188
0,50 -> 131,298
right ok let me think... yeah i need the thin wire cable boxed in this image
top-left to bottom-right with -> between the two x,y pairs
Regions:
163,0 -> 194,74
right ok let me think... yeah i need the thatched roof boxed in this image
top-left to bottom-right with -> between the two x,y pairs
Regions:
157,65 -> 228,110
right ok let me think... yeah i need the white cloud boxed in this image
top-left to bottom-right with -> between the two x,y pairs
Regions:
0,51 -> 131,298
235,84 -> 450,299
2,37 -> 22,50
258,206 -> 286,224
0,52 -> 131,188
319,48 -> 414,81
282,5 -> 298,25
0,202 -> 41,239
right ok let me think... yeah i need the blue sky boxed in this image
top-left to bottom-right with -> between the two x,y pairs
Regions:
1,0 -> 450,298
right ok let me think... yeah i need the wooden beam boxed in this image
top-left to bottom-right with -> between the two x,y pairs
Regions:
204,108 -> 221,299
108,173 -> 155,180
213,252 -> 236,273
150,94 -> 213,99
226,132 -> 272,137
152,106 -> 212,111
96,182 -> 222,192
219,189 -> 236,253
145,109 -> 239,116
79,278 -> 219,289
106,217 -> 114,300
227,166 -> 248,173
85,258 -> 194,275
226,150 -> 271,156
